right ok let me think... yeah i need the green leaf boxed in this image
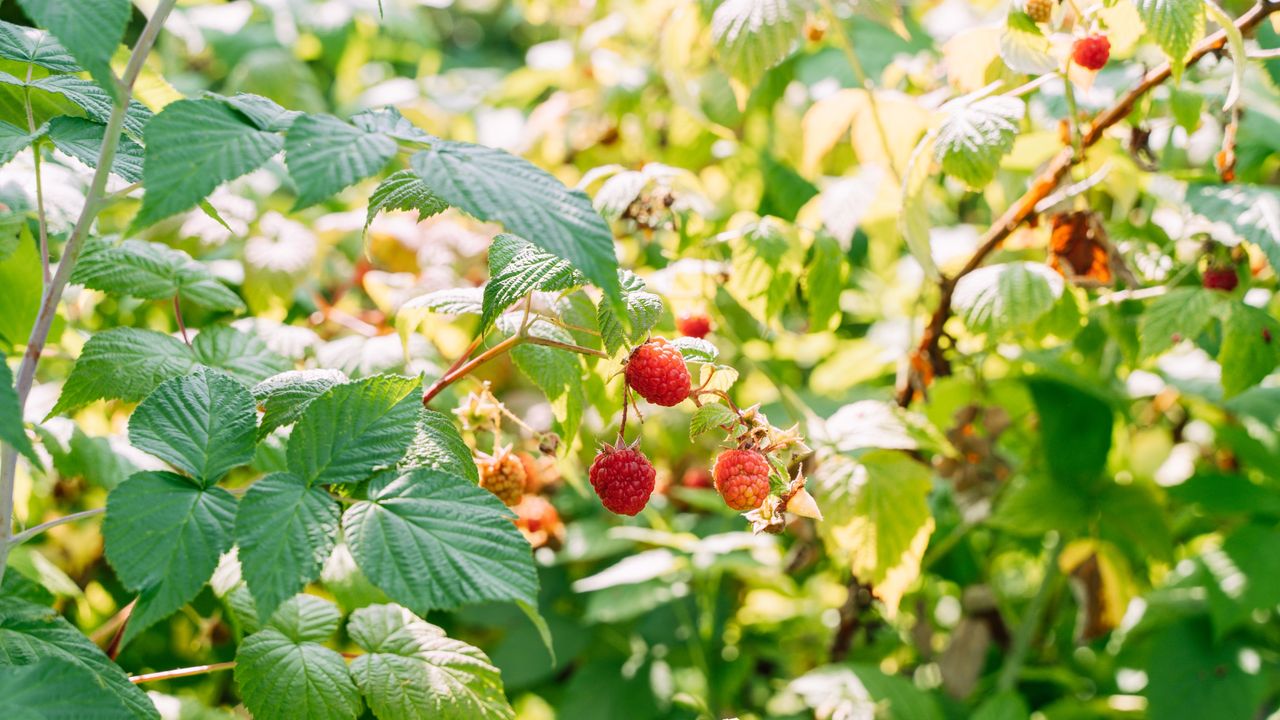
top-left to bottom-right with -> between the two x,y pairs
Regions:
235,627 -> 361,720
410,141 -> 620,302
1185,184 -> 1280,273
191,325 -> 293,386
51,328 -> 195,416
1217,301 -> 1280,397
0,225 -> 43,350
72,237 -> 245,311
253,369 -> 349,438
482,233 -> 582,330
401,408 -> 480,483
46,116 -> 144,183
1134,0 -> 1204,80
0,597 -> 158,719
1138,287 -> 1221,358
935,93 -> 1023,188
0,659 -> 135,719
236,474 -> 340,621
285,113 -> 397,209
287,375 -> 422,486
128,368 -> 257,485
670,336 -> 718,363
348,603 -> 516,720
102,471 -> 237,647
689,403 -> 737,439
0,20 -> 79,72
597,273 -> 664,355
814,451 -> 934,616
135,99 -> 284,229
342,469 -> 538,613
1203,523 -> 1280,634
803,234 -> 846,331
26,74 -> 152,138
953,262 -> 1063,336
218,92 -> 301,132
728,217 -> 804,321
1000,11 -> 1056,74
266,594 -> 343,643
710,0 -> 805,83
16,0 -> 130,102
398,288 -> 484,318
0,120 -> 38,166
788,664 -> 942,720
364,169 -> 449,232
1027,378 -> 1113,487
0,360 -> 39,468
1144,619 -> 1266,720
351,106 -> 434,144
504,319 -> 585,442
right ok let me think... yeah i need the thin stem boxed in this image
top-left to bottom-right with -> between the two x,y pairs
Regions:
130,661 -> 237,685
423,335 -> 523,407
997,536 -> 1062,692
523,335 -> 608,358
173,295 -> 191,347
0,0 -> 180,585
23,63 -> 51,286
6,507 -> 104,547
816,0 -> 901,184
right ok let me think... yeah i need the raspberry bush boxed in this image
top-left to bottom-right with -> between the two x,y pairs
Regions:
2,0 -> 1280,718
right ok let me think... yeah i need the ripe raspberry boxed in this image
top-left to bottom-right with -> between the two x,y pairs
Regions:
681,467 -> 713,489
625,338 -> 691,406
477,448 -> 525,507
1072,34 -> 1110,71
713,449 -> 771,511
1203,266 -> 1239,292
513,495 -> 563,549
676,312 -> 712,339
588,442 -> 656,516
1024,0 -> 1054,23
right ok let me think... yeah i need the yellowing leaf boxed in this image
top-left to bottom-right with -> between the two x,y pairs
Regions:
1059,539 -> 1136,640
1097,0 -> 1143,57
801,89 -> 866,175
850,95 -> 934,176
942,26 -> 1004,92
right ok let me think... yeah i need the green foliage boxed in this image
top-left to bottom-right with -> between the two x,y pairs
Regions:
365,169 -> 449,232
1134,0 -> 1204,79
15,0 -> 129,101
285,113 -> 397,209
711,0 -> 806,83
72,237 -> 244,311
286,374 -> 421,485
482,233 -> 581,330
128,368 -> 257,485
0,360 -> 39,467
935,93 -> 1024,188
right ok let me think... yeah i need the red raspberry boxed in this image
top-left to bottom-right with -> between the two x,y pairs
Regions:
625,338 -> 691,406
676,312 -> 712,339
1202,266 -> 1239,292
477,448 -> 526,507
1024,0 -> 1054,23
713,449 -> 771,511
1072,34 -> 1110,71
588,442 -> 656,516
681,467 -> 713,489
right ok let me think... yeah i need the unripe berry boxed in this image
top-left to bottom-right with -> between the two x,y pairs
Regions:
1024,0 -> 1054,23
1202,266 -> 1239,292
713,449 -> 771,511
1072,34 -> 1110,71
625,338 -> 692,406
477,448 -> 525,506
588,442 -> 657,516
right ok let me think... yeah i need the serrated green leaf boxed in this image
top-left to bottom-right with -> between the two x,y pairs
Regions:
0,597 -> 158,719
729,218 -> 805,321
103,471 -> 237,647
287,375 -> 421,486
51,328 -> 195,416
952,262 -> 1063,335
935,94 -> 1023,188
234,628 -> 361,720
398,287 -> 484,319
0,20 -> 79,72
803,233 -> 846,331
128,368 -> 257,485
1137,287 -> 1221,358
365,169 -> 449,232
0,224 -> 42,350
26,74 -> 151,138
1000,12 -> 1056,74
266,594 -> 343,643
235,473 -> 340,622
253,369 -> 350,438
135,99 -> 283,229
1185,184 -> 1280,273
342,469 -> 538,613
0,120 -> 38,166
16,0 -> 129,102
401,408 -> 479,483
348,603 -> 515,720
1027,378 -> 1113,487
597,275 -> 664,355
410,141 -> 620,303
351,106 -> 435,143
191,325 -> 293,385
218,92 -> 301,132
711,0 -> 805,83
689,403 -> 737,439
670,336 -> 719,363
0,360 -> 39,468
1134,0 -> 1204,80
482,233 -> 582,330
1217,301 -> 1280,397
0,659 -> 135,719
285,113 -> 397,209
502,318 -> 584,443
46,116 -> 144,183
72,237 -> 245,311
1145,619 -> 1266,720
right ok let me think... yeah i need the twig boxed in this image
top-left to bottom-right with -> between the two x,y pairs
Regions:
129,660 -> 236,685
895,0 -> 1280,407
423,335 -> 523,407
5,507 -> 104,547
174,295 -> 191,347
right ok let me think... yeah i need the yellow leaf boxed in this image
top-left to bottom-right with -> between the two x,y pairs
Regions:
849,95 -> 934,177
801,89 -> 866,174
942,26 -> 1004,93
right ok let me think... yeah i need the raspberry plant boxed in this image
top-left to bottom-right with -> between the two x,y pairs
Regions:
2,0 -> 1280,718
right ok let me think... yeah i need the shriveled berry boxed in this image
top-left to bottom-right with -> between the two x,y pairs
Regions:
477,448 -> 526,507
677,312 -> 712,339
1072,34 -> 1110,71
625,338 -> 691,406
1203,266 -> 1239,292
1024,0 -> 1054,23
713,449 -> 771,511
589,442 -> 657,516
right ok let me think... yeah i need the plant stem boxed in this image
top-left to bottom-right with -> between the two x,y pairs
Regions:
5,507 -> 105,547
129,661 -> 237,685
0,0 -> 180,585
174,295 -> 191,347
997,535 -> 1062,693
422,335 -> 523,407
23,63 -> 51,286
